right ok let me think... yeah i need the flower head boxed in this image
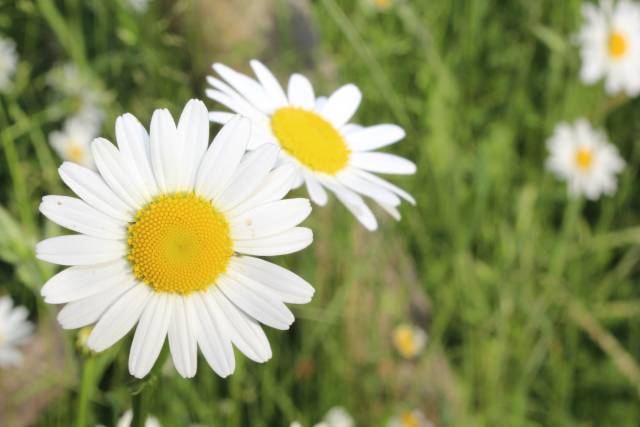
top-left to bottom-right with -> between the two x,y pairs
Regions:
578,0 -> 640,95
37,99 -> 314,379
49,117 -> 98,169
207,60 -> 416,231
393,323 -> 427,359
0,296 -> 34,367
546,118 -> 625,200
388,410 -> 433,427
0,36 -> 18,91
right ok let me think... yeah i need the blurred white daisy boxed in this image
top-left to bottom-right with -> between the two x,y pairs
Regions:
207,60 -> 416,231
393,323 -> 427,359
0,296 -> 34,367
0,36 -> 18,91
578,0 -> 640,95
125,0 -> 150,13
322,407 -> 355,427
546,118 -> 625,200
47,63 -> 107,129
116,410 -> 160,427
37,99 -> 314,379
388,410 -> 433,427
49,117 -> 98,169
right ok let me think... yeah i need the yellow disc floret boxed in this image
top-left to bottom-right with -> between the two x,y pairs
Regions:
127,193 -> 233,294
271,107 -> 350,174
608,31 -> 628,59
576,147 -> 594,171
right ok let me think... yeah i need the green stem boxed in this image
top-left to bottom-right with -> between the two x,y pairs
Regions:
131,346 -> 169,427
76,355 -> 96,427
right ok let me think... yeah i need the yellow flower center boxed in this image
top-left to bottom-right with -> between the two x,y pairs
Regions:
127,193 -> 233,294
608,31 -> 628,59
575,147 -> 594,171
66,143 -> 85,163
270,107 -> 350,174
373,0 -> 392,9
393,326 -> 417,358
400,413 -> 421,427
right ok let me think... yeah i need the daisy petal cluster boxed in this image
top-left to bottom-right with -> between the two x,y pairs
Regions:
388,410 -> 434,427
578,0 -> 640,95
37,99 -> 314,379
546,118 -> 625,200
0,35 -> 18,91
206,60 -> 416,231
48,117 -> 97,169
0,296 -> 34,367
393,323 -> 428,359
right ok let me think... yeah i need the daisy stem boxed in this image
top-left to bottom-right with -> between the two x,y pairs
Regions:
131,346 -> 169,427
76,354 -> 95,427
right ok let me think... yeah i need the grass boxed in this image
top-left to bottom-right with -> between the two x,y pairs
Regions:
0,0 -> 639,426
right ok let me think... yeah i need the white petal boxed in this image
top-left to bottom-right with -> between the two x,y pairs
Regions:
39,195 -> 125,240
149,108 -> 179,192
227,163 -> 297,217
346,124 -> 405,151
318,177 -> 377,231
208,288 -> 272,363
192,292 -> 235,377
287,74 -> 315,109
350,152 -> 416,175
59,162 -> 132,222
303,171 -> 328,206
208,111 -> 235,124
234,227 -> 312,256
168,296 -> 198,378
230,198 -> 311,240
212,63 -> 275,113
115,113 -> 158,198
129,293 -> 173,378
230,256 -> 314,304
177,99 -> 209,190
41,259 -> 130,304
57,275 -> 136,329
216,144 -> 280,211
337,171 -> 401,206
87,283 -> 151,352
195,115 -> 251,200
319,84 -> 362,128
36,235 -> 126,266
205,87 -> 268,124
249,60 -> 288,108
91,138 -> 145,209
351,168 -> 416,205
218,273 -> 294,330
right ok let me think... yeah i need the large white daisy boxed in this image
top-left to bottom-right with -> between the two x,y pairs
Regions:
578,0 -> 640,95
206,60 -> 416,231
0,296 -> 34,367
37,99 -> 314,379
546,118 -> 625,200
0,36 -> 18,91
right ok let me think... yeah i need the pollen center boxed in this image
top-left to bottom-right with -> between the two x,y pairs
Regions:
393,326 -> 417,357
127,193 -> 233,295
67,144 -> 84,163
575,147 -> 594,171
400,413 -> 421,427
608,31 -> 628,59
271,107 -> 350,174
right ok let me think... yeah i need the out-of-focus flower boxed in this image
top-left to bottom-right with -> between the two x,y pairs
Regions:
546,118 -> 625,200
37,100 -> 314,379
49,117 -> 98,169
115,410 -> 160,427
0,36 -> 18,91
125,0 -> 150,13
393,323 -> 428,359
0,296 -> 34,367
47,63 -> 107,129
371,0 -> 393,10
388,410 -> 433,427
578,0 -> 640,95
207,60 -> 416,231
322,406 -> 355,427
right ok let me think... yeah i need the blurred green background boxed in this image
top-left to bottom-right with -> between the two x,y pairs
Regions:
1,0 -> 640,426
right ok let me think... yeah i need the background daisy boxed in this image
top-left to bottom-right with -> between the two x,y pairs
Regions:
393,323 -> 428,359
0,36 -> 17,91
0,296 -> 34,367
206,60 -> 416,231
578,0 -> 640,95
48,117 -> 98,169
546,118 -> 625,200
38,100 -> 314,379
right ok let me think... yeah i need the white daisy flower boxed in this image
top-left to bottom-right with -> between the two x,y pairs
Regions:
0,36 -> 18,91
49,117 -> 98,169
322,407 -> 355,427
37,99 -> 314,379
388,410 -> 433,427
0,296 -> 34,367
578,0 -> 640,95
546,118 -> 625,200
116,410 -> 160,427
125,0 -> 150,13
206,60 -> 416,231
392,323 -> 427,359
